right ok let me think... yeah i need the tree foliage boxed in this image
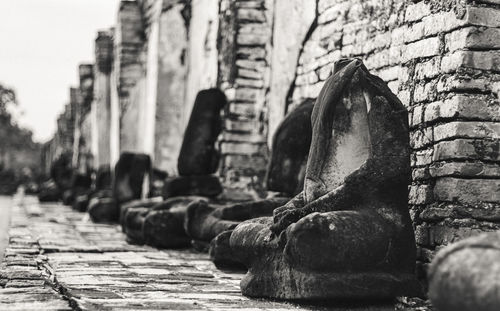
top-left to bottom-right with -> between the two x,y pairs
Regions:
0,83 -> 41,194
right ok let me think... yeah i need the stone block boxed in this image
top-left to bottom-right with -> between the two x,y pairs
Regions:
441,51 -> 500,73
445,27 -> 500,52
405,2 -> 431,22
434,121 -> 500,142
424,95 -> 500,123
410,128 -> 433,149
434,177 -> 500,204
409,184 -> 434,205
467,6 -> 500,27
220,142 -> 267,155
430,161 -> 500,178
428,224 -> 488,247
401,37 -> 441,63
237,8 -> 266,22
234,88 -> 260,102
412,167 -> 431,181
403,22 -> 425,44
414,149 -> 434,166
237,33 -> 268,46
433,139 -> 500,162
422,10 -> 466,37
410,105 -> 424,128
414,57 -> 441,80
413,81 -> 437,103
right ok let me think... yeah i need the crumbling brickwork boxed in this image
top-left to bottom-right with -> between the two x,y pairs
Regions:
42,0 -> 500,286
217,0 -> 273,197
285,0 -> 500,282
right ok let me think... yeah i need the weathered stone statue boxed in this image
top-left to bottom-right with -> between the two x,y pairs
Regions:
122,89 -> 226,246
429,231 -> 500,311
229,59 -> 419,299
88,153 -> 151,222
38,153 -> 73,202
72,165 -> 112,212
184,99 -> 314,266
62,172 -> 92,207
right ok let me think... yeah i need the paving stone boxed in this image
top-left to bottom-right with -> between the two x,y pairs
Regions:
1,195 -> 430,310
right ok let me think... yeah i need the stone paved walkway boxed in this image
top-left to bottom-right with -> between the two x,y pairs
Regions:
0,195 -> 430,310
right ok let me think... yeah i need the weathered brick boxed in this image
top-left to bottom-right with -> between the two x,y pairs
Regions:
410,128 -> 433,149
467,6 -> 500,28
222,132 -> 266,143
235,59 -> 266,72
238,68 -> 263,80
234,88 -> 260,102
421,205 -> 500,222
441,51 -> 500,73
422,10 -> 467,37
415,225 -> 430,246
433,139 -> 500,162
413,167 -> 431,181
434,121 -> 500,142
228,103 -> 257,117
415,148 -> 434,166
237,8 -> 266,22
220,142 -> 267,155
409,184 -> 434,205
436,75 -> 491,93
405,2 -> 431,22
224,119 -> 256,132
428,224 -> 491,247
424,95 -> 500,123
445,27 -> 500,52
430,161 -> 500,178
434,177 -> 500,204
403,22 -> 425,44
413,81 -> 437,103
401,37 -> 441,63
424,95 -> 500,122
235,78 -> 264,88
414,57 -> 441,80
411,105 -> 424,128
237,33 -> 268,46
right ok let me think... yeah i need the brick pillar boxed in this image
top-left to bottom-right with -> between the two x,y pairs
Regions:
151,1 -> 188,174
94,30 -> 114,169
114,0 -> 145,154
217,0 -> 274,198
403,2 -> 500,282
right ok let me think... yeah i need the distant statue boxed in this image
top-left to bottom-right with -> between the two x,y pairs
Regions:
229,59 -> 420,300
122,89 -> 227,247
185,99 -> 314,267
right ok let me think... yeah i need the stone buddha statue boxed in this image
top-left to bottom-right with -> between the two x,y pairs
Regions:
229,59 -> 420,300
185,99 -> 314,267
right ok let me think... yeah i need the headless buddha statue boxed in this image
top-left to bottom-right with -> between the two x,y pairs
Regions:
229,59 -> 420,300
185,99 -> 313,266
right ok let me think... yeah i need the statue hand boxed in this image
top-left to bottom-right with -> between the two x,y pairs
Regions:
270,209 -> 304,235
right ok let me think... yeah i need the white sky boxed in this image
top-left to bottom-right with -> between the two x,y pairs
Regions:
0,0 -> 120,143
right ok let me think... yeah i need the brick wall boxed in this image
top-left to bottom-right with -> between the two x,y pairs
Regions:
283,0 -> 500,281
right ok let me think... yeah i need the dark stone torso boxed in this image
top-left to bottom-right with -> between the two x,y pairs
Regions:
177,89 -> 227,176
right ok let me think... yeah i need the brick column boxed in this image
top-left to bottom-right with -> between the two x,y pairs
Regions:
114,0 -> 145,154
217,0 -> 274,197
93,30 -> 114,169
